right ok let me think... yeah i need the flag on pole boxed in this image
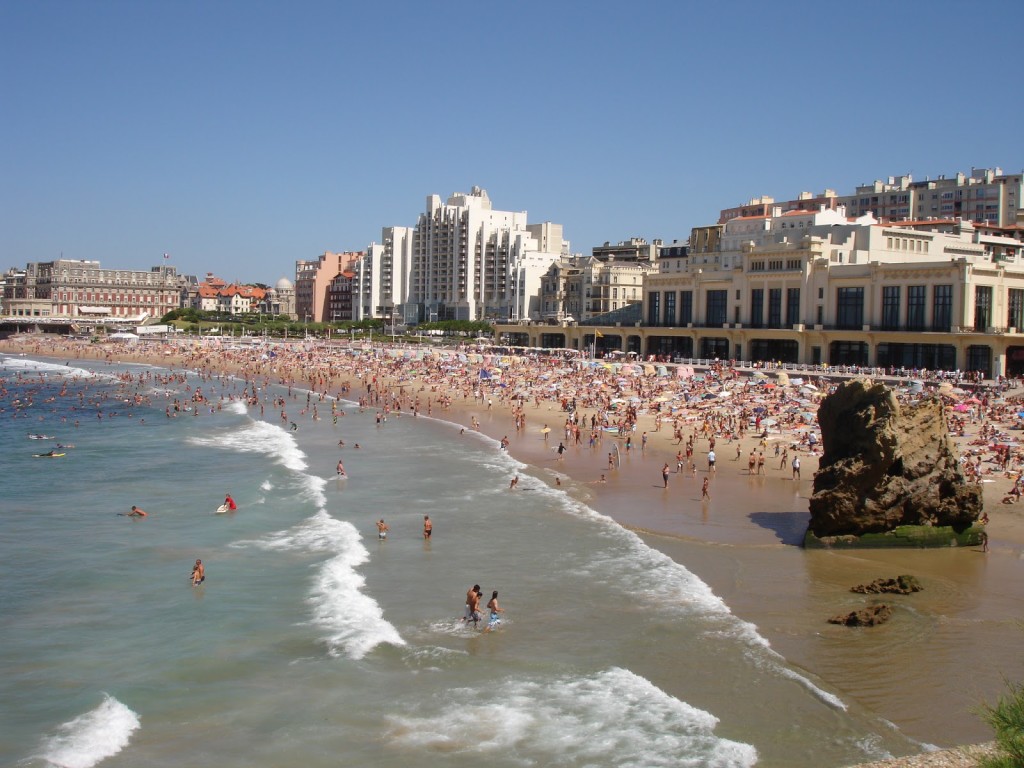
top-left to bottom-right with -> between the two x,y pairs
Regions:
163,253 -> 170,260
595,330 -> 604,338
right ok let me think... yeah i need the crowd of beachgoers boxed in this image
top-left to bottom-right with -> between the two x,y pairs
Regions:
5,334 -> 1024,544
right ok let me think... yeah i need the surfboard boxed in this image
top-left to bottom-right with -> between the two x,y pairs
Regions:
214,503 -> 231,514
33,452 -> 65,458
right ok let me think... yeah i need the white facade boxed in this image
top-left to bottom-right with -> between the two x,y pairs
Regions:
354,226 -> 413,321
358,187 -> 566,323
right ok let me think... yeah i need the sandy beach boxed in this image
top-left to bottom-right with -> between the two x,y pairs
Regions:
5,333 -> 1024,765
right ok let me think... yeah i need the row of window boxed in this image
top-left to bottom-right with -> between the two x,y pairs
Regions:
59,293 -> 173,303
647,283 -> 1014,332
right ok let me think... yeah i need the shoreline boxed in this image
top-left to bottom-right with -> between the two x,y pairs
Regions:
4,335 -> 1024,764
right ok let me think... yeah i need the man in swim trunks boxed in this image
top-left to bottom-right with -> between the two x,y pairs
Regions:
377,519 -> 389,539
464,584 -> 482,627
191,559 -> 205,586
128,505 -> 148,517
423,515 -> 432,539
484,590 -> 504,631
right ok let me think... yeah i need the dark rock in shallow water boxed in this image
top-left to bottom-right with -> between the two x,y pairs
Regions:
851,575 -> 923,594
829,604 -> 893,626
806,379 -> 983,547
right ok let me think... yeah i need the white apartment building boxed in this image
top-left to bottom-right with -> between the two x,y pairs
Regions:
358,187 -> 567,323
354,226 -> 414,322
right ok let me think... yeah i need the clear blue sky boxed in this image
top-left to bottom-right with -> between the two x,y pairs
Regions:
2,0 -> 1022,284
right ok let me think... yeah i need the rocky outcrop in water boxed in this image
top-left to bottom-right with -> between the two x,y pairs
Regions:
828,604 -> 893,627
851,575 -> 923,595
806,379 -> 983,546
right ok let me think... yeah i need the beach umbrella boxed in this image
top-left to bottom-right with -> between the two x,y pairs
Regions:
800,411 -> 815,421
953,403 -> 970,412
775,371 -> 790,385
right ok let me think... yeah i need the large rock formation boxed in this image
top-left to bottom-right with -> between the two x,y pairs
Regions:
806,378 -> 983,546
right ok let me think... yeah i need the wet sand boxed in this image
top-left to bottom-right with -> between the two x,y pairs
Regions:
5,335 -> 1024,757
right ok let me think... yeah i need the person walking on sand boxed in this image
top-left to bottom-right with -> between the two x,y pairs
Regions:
701,477 -> 711,501
662,463 -> 670,488
707,449 -> 716,473
791,455 -> 801,480
423,515 -> 432,539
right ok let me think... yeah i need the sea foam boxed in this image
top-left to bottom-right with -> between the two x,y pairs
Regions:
235,510 -> 405,660
188,418 -> 308,473
36,694 -> 140,768
0,355 -> 113,381
385,666 -> 757,766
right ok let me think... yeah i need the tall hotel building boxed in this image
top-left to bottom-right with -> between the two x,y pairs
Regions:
353,187 -> 568,324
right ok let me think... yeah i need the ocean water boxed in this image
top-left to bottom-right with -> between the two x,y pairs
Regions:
0,353 -> 925,768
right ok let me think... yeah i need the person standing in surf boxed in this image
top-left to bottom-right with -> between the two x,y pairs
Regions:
464,584 -> 482,627
484,590 -> 504,631
190,559 -> 205,586
377,519 -> 389,539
